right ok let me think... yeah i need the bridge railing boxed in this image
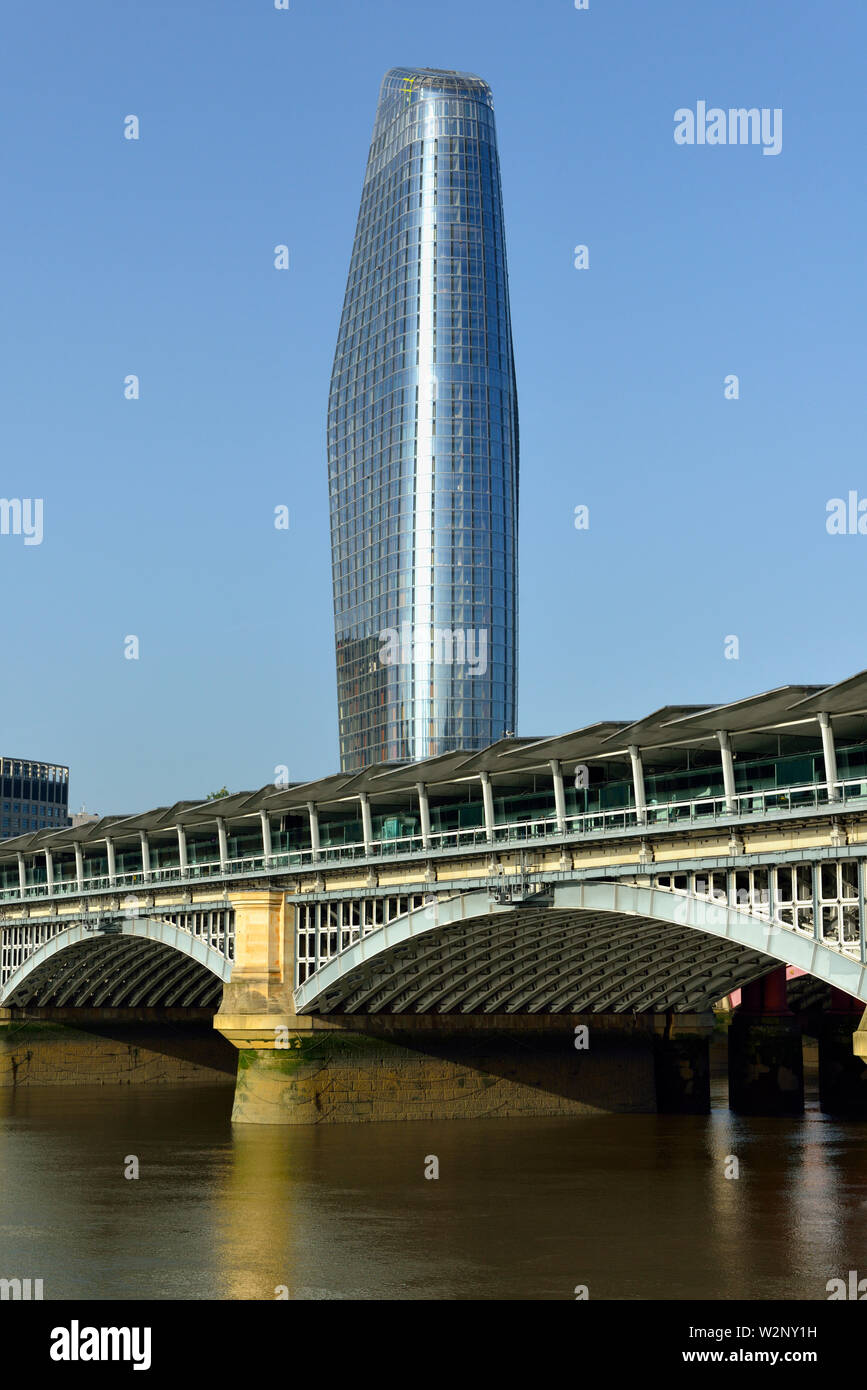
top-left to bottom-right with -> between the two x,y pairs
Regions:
2,776 -> 867,905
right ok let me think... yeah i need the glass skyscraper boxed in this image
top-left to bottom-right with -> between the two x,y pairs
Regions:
328,66 -> 519,772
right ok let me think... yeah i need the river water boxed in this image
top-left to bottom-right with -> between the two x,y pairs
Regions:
3,1071 -> 867,1302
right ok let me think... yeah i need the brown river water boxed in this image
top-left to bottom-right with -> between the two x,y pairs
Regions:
2,1069 -> 867,1301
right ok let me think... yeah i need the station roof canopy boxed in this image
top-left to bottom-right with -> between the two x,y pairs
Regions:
665,685 -> 826,738
178,791 -> 265,824
7,669 -> 867,861
365,751 -> 475,793
599,707 -> 711,753
447,737 -> 547,776
259,765 -> 408,811
495,722 -> 632,770
261,773 -> 357,811
788,670 -> 867,718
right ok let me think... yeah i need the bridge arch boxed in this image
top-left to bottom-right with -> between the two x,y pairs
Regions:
293,880 -> 867,1015
0,917 -> 232,1009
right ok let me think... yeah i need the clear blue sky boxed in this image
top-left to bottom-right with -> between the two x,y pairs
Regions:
2,0 -> 864,813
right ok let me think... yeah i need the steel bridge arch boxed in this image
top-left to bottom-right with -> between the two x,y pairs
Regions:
0,916 -> 233,1009
293,880 -> 867,1015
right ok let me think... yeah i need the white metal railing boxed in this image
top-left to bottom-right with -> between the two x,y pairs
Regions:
1,775 -> 866,905
649,870 -> 863,960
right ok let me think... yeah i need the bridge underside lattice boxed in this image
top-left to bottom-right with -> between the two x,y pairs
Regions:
298,906 -> 776,1015
3,935 -> 223,1009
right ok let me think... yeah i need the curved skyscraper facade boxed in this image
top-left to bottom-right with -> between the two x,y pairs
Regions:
328,67 -> 519,772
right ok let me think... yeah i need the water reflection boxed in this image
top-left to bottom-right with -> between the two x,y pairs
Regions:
1,1083 -> 866,1300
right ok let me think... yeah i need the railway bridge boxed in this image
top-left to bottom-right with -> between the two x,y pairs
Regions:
4,672 -> 867,1121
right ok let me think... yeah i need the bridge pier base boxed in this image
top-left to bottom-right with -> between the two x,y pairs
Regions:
224,1014 -> 714,1125
728,969 -> 804,1116
229,1020 -> 641,1125
818,989 -> 867,1115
